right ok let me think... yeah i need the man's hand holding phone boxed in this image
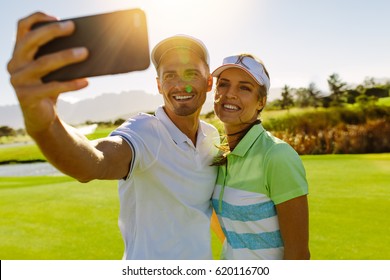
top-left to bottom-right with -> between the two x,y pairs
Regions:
7,12 -> 90,134
32,9 -> 150,82
7,9 -> 150,134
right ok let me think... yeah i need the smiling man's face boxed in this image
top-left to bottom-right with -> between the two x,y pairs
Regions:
156,48 -> 211,118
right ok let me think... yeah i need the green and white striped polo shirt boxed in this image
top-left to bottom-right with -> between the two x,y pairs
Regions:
212,124 -> 308,259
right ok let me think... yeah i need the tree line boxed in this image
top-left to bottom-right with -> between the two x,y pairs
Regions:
0,126 -> 24,138
268,73 -> 390,110
2,74 -> 389,138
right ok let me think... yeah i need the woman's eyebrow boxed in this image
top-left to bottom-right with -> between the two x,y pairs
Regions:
219,78 -> 254,84
239,81 -> 255,86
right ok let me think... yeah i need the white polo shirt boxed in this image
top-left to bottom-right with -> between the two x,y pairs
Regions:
110,106 -> 219,259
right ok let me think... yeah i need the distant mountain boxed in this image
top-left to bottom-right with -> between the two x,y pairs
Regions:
0,90 -> 216,129
56,90 -> 164,125
0,88 -> 282,129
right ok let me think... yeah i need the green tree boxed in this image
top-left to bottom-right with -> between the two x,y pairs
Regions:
280,85 -> 294,110
327,73 -> 347,106
294,87 -> 310,108
114,118 -> 126,126
365,87 -> 389,98
0,126 -> 16,137
307,82 -> 322,108
294,83 -> 322,108
345,89 -> 361,104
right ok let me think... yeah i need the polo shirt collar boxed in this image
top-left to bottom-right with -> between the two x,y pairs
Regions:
230,123 -> 264,157
155,106 -> 205,146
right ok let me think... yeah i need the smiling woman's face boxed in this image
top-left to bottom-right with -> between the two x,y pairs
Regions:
214,68 -> 264,133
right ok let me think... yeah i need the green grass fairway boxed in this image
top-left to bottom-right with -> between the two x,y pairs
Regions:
377,97 -> 390,106
0,176 -> 123,260
0,154 -> 389,259
0,144 -> 46,163
302,153 -> 390,259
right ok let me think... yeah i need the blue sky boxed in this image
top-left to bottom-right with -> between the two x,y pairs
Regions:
1,0 -> 389,106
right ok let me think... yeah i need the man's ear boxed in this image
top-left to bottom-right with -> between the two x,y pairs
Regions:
156,77 -> 163,94
206,74 -> 213,91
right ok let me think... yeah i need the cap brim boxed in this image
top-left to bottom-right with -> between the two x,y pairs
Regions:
212,64 -> 265,87
151,35 -> 209,68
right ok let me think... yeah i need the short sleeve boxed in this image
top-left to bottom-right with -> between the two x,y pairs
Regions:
110,114 -> 161,179
264,143 -> 308,205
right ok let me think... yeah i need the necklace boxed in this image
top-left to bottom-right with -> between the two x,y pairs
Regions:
227,120 -> 261,137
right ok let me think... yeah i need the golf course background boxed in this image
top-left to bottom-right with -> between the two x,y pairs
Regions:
1,104 -> 389,259
1,155 -> 389,259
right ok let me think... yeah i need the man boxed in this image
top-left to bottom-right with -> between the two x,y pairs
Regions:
7,12 -> 219,259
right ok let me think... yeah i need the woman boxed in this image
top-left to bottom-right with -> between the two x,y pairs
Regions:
211,54 -> 310,260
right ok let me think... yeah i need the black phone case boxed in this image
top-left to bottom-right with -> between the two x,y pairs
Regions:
33,9 -> 150,83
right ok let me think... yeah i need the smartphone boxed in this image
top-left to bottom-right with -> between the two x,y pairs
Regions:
33,9 -> 150,83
